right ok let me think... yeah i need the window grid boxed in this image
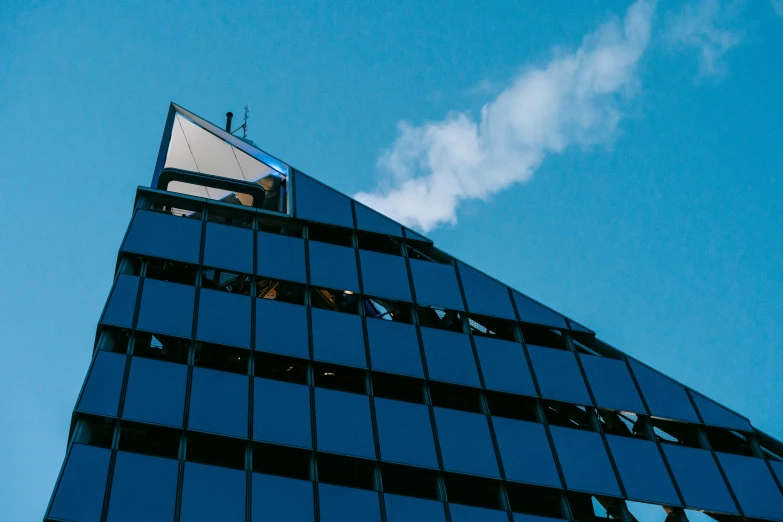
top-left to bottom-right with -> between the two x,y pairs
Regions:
49,194 -> 783,522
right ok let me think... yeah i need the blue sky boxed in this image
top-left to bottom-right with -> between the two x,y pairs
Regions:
1,0 -> 782,519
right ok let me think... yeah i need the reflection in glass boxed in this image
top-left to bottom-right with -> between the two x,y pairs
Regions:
449,504 -> 509,522
360,250 -> 412,301
717,452 -> 783,519
308,240 -> 360,292
311,308 -> 366,367
528,346 -> 591,405
691,393 -> 752,432
49,444 -> 110,522
662,444 -> 737,513
409,259 -> 464,310
458,263 -> 516,320
107,451 -> 178,522
581,356 -> 644,413
196,288 -> 251,349
629,360 -> 699,423
549,426 -> 620,496
605,435 -> 679,505
367,318 -> 424,377
204,222 -> 253,274
475,337 -> 536,396
318,483 -> 381,522
434,407 -> 500,477
189,367 -> 249,438
315,388 -> 375,458
375,398 -> 438,468
251,473 -> 314,522
136,278 -> 196,339
255,298 -> 309,358
385,494 -> 446,522
421,328 -> 480,387
180,462 -> 246,522
253,378 -> 312,448
512,292 -> 567,329
355,204 -> 403,236
294,171 -> 354,228
258,232 -> 306,283
122,209 -> 202,263
101,274 -> 139,328
493,417 -> 561,487
123,357 -> 187,428
77,351 -> 125,417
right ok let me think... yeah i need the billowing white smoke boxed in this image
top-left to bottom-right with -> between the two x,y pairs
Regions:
355,0 -> 656,232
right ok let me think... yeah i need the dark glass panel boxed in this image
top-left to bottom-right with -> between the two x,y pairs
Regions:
421,327 -> 480,387
255,298 -> 309,358
253,378 -> 312,448
458,263 -> 516,320
77,350 -> 125,417
662,444 -> 737,513
409,259 -> 464,310
203,222 -> 253,274
311,308 -> 366,368
48,444 -> 111,522
385,494 -> 446,522
251,473 -> 314,522
257,231 -> 307,283
318,483 -> 381,522
605,434 -> 679,505
314,388 -> 375,459
528,346 -> 591,405
549,426 -> 621,496
308,240 -> 359,292
691,393 -> 752,432
294,171 -> 354,228
180,462 -> 246,522
355,204 -> 403,236
106,451 -> 178,522
513,516 -> 565,522
449,504 -> 509,522
493,417 -> 561,488
188,367 -> 249,438
581,356 -> 645,413
475,337 -> 536,396
122,209 -> 202,263
123,357 -> 187,428
717,452 -> 783,519
629,360 -> 699,423
101,274 -> 139,328
375,398 -> 438,468
136,278 -> 195,339
366,318 -> 424,378
434,407 -> 500,478
512,292 -> 567,329
196,288 -> 251,349
359,250 -> 412,302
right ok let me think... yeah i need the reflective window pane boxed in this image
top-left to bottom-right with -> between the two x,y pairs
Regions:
528,346 -> 591,405
458,263 -> 516,320
375,398 -> 437,468
717,452 -> 783,520
107,451 -> 178,522
189,367 -> 248,438
204,222 -> 253,274
513,515 -> 565,522
692,393 -> 752,432
355,204 -> 403,237
49,444 -> 110,522
257,231 -> 306,283
549,426 -> 620,496
136,278 -> 195,339
367,319 -> 423,377
294,171 -> 354,228
315,388 -> 375,458
122,209 -> 201,263
475,337 -> 536,396
176,115 -> 245,181
605,434 -> 679,505
77,351 -> 125,417
196,288 -> 251,349
101,274 -> 139,328
385,494 -> 446,522
253,378 -> 312,448
123,357 -> 187,428
255,299 -> 309,358
662,444 -> 737,513
318,483 -> 381,522
360,250 -> 411,301
181,462 -> 246,522
629,361 -> 699,423
450,504 -> 509,522
421,328 -> 480,387
252,473 -> 314,522
512,292 -> 567,329
434,407 -> 500,477
493,417 -> 561,488
308,240 -> 359,292
581,356 -> 645,413
311,308 -> 366,368
409,259 -> 464,310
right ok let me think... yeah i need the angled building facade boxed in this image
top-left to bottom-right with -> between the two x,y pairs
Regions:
45,104 -> 783,522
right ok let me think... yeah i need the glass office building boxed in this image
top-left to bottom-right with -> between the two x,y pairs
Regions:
45,104 -> 783,522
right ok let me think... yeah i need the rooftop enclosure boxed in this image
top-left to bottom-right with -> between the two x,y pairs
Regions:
44,104 -> 783,522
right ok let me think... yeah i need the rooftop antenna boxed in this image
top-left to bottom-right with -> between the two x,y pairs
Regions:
230,106 -> 249,138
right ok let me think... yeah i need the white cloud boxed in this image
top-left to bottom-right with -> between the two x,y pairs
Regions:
354,0 -> 656,232
773,0 -> 783,16
666,0 -> 743,77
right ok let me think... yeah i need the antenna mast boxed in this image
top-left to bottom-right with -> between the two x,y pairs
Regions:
230,105 -> 250,138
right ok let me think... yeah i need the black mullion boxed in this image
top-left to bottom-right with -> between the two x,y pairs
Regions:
303,222 -> 320,522
246,213 -> 260,522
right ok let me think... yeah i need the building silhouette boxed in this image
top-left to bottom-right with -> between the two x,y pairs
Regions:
45,104 -> 783,522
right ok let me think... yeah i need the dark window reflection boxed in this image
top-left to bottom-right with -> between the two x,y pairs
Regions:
312,308 -> 366,368
409,259 -> 464,310
255,298 -> 309,358
549,426 -> 620,497
106,451 -> 178,522
77,351 -> 125,417
180,462 -> 246,522
196,288 -> 251,349
253,378 -> 312,448
581,356 -> 644,413
188,367 -> 249,438
434,407 -> 500,477
661,444 -> 737,514
318,483 -> 381,522
101,274 -> 139,328
48,444 -> 111,522
122,209 -> 202,263
123,357 -> 187,428
294,171 -> 354,228
629,360 -> 699,423
136,278 -> 195,339
458,263 -> 516,320
308,240 -> 359,292
421,328 -> 480,387
475,337 -> 536,396
717,452 -> 783,519
203,222 -> 253,274
315,388 -> 375,459
528,346 -> 590,405
493,417 -> 561,487
606,434 -> 679,505
375,398 -> 438,468
367,319 -> 423,378
360,250 -> 412,302
449,504 -> 509,522
384,494 -> 446,522
251,473 -> 314,522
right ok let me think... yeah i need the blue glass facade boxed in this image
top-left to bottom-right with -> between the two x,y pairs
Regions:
46,104 -> 783,522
